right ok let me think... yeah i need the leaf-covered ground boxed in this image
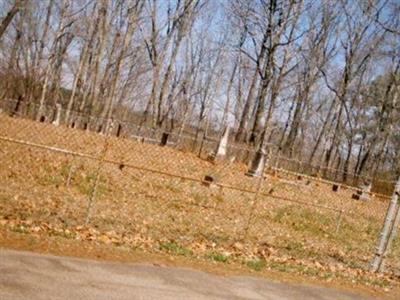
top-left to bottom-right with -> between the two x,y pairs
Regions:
0,114 -> 399,295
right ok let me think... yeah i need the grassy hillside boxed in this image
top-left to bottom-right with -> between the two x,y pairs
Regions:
0,114 -> 399,291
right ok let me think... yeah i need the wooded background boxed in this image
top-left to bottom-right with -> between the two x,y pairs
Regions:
0,0 -> 399,185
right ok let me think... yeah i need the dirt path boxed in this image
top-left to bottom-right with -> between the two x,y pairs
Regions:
0,249 -> 376,300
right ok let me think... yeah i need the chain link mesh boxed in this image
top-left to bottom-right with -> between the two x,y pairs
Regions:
0,99 -> 398,277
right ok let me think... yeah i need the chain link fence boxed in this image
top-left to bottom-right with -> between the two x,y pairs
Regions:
0,98 -> 399,278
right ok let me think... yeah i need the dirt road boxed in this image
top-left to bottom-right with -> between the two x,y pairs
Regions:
0,249 -> 375,300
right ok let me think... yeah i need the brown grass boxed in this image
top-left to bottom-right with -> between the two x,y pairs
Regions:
0,114 -> 399,290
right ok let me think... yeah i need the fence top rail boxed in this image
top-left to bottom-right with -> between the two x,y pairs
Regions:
1,100 -> 396,188
270,166 -> 392,199
0,133 -> 345,215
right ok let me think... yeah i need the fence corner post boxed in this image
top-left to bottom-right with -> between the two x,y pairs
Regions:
370,177 -> 400,273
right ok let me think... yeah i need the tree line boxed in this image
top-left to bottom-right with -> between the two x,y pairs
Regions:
0,0 -> 399,184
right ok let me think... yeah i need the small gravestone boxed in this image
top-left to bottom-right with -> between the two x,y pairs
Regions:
105,118 -> 115,135
207,152 -> 216,162
160,132 -> 169,146
332,184 -> 340,192
360,182 -> 372,201
352,181 -> 372,201
116,123 -> 123,137
202,175 -> 215,187
208,152 -> 235,164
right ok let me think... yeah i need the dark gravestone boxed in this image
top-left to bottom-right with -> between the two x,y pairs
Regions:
352,188 -> 363,201
352,182 -> 372,201
160,132 -> 169,146
116,123 -> 123,137
202,175 -> 215,187
207,152 -> 216,162
332,184 -> 340,192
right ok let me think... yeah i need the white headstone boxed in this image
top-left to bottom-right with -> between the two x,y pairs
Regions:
107,118 -> 115,135
215,126 -> 230,158
52,103 -> 62,126
246,148 -> 267,177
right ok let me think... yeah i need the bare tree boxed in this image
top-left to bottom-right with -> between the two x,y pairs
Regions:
0,0 -> 23,41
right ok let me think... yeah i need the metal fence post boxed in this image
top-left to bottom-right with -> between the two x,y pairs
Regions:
66,160 -> 76,187
274,150 -> 281,169
371,177 -> 400,272
242,148 -> 270,240
335,209 -> 344,234
378,201 -> 400,272
84,118 -> 112,225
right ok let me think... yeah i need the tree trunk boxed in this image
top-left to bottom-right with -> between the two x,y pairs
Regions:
0,0 -> 22,40
308,98 -> 335,165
